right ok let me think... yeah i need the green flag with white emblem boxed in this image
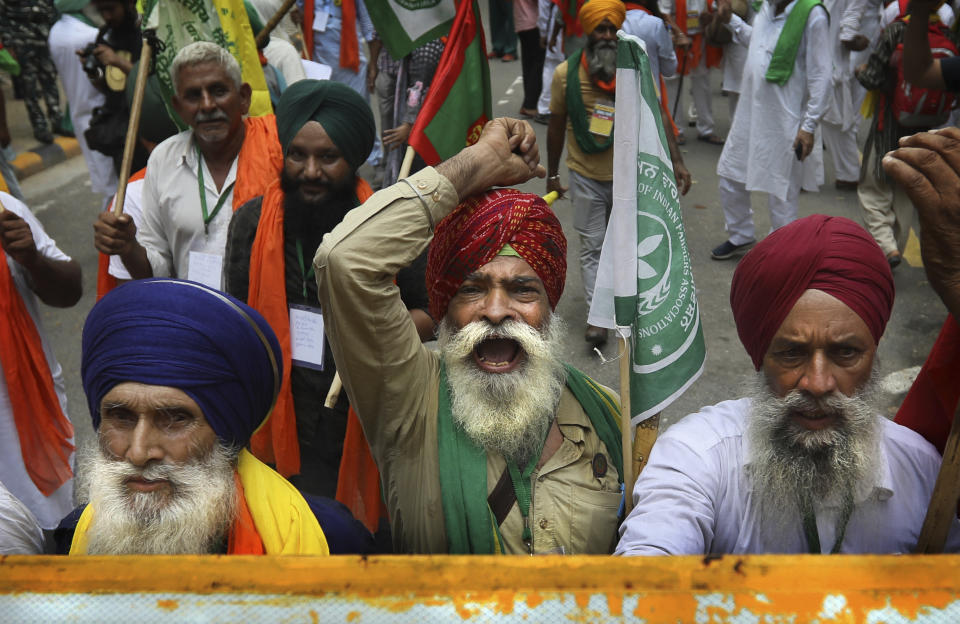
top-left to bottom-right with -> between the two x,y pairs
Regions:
587,32 -> 705,424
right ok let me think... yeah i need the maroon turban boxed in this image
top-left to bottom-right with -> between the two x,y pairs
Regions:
730,214 -> 895,370
426,188 -> 567,321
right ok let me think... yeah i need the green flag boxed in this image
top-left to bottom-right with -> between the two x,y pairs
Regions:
588,32 -> 705,424
366,0 -> 456,60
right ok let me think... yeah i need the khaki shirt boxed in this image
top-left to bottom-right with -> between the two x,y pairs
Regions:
550,60 -> 615,182
314,168 -> 622,554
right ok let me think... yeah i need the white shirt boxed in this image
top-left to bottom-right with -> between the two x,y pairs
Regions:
616,398 -> 960,555
716,0 -> 831,200
622,10 -> 679,82
139,130 -> 239,288
264,37 -> 307,87
0,193 -> 75,530
658,0 -> 710,32
0,480 -> 43,554
108,177 -> 144,280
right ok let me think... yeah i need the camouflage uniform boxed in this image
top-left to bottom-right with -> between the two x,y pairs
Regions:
0,0 -> 62,142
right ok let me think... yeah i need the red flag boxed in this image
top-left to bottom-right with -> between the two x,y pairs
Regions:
408,0 -> 491,165
552,0 -> 584,37
895,315 -> 960,454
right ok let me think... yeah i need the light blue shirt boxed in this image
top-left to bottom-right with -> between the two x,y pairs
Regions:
621,10 -> 678,82
617,398 -> 960,555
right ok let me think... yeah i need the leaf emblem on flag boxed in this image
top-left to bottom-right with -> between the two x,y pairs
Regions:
636,234 -> 663,279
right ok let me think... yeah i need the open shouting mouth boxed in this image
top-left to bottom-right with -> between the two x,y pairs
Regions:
473,337 -> 524,373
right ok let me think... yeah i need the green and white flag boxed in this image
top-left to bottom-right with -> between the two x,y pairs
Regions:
366,0 -> 457,60
587,32 -> 705,425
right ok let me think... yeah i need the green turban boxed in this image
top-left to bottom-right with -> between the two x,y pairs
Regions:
244,0 -> 265,40
275,79 -> 376,170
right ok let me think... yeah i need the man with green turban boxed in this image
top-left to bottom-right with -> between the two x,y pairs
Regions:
222,79 -> 431,498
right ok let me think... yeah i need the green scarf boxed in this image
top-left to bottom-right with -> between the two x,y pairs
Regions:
764,0 -> 826,85
566,50 -> 615,154
437,362 -> 623,554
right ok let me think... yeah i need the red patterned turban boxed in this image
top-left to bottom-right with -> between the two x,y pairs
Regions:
730,214 -> 895,370
426,189 -> 567,321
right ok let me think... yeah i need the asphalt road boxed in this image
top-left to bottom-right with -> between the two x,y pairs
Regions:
20,51 -> 952,455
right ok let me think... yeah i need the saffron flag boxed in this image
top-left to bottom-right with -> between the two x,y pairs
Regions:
143,0 -> 272,123
587,32 -> 705,424
366,0 -> 456,60
408,0 -> 491,165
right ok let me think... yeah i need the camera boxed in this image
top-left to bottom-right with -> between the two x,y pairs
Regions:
80,42 -> 104,80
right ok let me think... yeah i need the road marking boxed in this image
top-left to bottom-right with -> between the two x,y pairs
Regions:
497,99 -> 509,105
504,75 -> 523,96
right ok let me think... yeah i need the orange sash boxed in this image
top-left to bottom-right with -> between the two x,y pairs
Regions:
227,471 -> 266,554
96,168 -> 147,301
0,246 -> 75,495
674,0 -> 723,73
247,177 -> 373,477
300,0 -> 360,72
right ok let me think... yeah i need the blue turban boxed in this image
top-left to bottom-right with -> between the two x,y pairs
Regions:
81,279 -> 283,448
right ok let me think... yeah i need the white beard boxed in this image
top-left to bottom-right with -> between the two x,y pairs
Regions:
746,371 -> 882,536
437,315 -> 567,464
77,441 -> 239,555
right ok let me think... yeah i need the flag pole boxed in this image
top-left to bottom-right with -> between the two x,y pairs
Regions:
255,0 -> 299,48
618,334 -> 635,514
113,38 -> 152,217
916,401 -> 960,552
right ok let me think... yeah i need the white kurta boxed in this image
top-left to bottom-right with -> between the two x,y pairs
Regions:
0,479 -> 43,554
0,194 -> 75,530
716,0 -> 831,201
107,178 -> 144,280
47,15 -> 118,199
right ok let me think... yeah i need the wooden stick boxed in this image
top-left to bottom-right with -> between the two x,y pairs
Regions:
398,145 -> 416,180
632,413 -> 660,487
255,0 -> 298,48
113,40 -> 152,217
916,401 -> 960,553
618,334 -> 635,515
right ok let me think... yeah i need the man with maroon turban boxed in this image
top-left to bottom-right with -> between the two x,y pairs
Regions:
314,118 -> 624,555
616,214 -> 960,555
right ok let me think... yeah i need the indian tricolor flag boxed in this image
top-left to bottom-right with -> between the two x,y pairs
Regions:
366,0 -> 457,60
408,0 -> 491,165
588,32 -> 705,424
143,0 -> 272,122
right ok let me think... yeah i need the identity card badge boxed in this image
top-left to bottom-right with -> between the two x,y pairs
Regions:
589,102 -> 615,137
289,304 -> 326,371
187,251 -> 223,290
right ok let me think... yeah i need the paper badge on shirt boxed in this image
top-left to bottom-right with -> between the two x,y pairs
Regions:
314,9 -> 329,32
289,304 -> 325,371
187,251 -> 223,290
589,102 -> 615,137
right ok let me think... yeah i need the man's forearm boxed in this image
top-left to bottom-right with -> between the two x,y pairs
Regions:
546,113 -> 566,176
119,243 -> 153,280
25,257 -> 82,308
903,3 -> 945,88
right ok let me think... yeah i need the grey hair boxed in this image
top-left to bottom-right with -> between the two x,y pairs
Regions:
170,41 -> 243,92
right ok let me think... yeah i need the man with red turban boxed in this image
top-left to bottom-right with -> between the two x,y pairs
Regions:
314,118 -> 624,555
617,214 -> 960,555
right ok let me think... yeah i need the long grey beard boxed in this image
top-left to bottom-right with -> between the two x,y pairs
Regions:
586,39 -> 617,83
77,441 -> 239,555
438,315 -> 567,464
746,371 -> 882,536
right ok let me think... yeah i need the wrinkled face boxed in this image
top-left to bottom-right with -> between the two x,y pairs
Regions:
98,382 -> 219,501
172,62 -> 250,148
282,121 -> 354,205
445,255 -> 551,373
589,17 -> 619,43
761,289 -> 877,431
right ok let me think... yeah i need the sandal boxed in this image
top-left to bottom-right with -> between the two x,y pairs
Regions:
697,134 -> 725,145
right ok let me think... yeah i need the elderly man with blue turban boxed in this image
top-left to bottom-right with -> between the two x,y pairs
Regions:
71,278 -> 329,555
222,80 -> 431,500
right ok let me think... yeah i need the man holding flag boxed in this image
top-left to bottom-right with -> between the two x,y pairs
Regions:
549,0 -> 690,348
92,41 -> 282,288
314,117 -> 624,555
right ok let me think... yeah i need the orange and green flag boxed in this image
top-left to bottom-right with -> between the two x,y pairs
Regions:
408,0 -> 491,165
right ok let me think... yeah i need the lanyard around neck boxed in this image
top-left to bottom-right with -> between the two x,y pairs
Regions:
801,492 -> 854,554
295,238 -> 316,299
506,432 -> 549,555
196,145 -> 236,236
